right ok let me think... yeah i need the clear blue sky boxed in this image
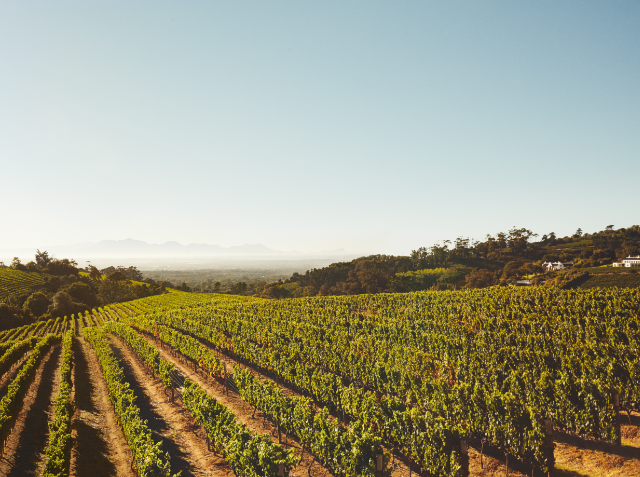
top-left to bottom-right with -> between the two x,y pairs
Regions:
1,1 -> 639,255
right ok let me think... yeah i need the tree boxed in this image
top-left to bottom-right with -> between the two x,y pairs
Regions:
65,282 -> 99,308
46,258 -> 79,276
107,271 -> 128,282
118,266 -> 144,281
88,265 -> 102,280
25,261 -> 39,272
347,260 -> 391,294
213,282 -> 222,292
496,233 -> 507,255
229,282 -> 248,294
47,291 -> 85,317
574,228 -> 583,238
23,292 -> 50,317
35,249 -> 52,269
101,266 -> 117,276
0,303 -> 24,331
98,279 -> 135,304
507,227 -> 537,257
262,283 -> 289,299
464,269 -> 496,289
11,257 -> 26,271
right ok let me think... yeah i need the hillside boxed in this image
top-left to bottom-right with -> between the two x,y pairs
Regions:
0,269 -> 45,301
260,225 -> 640,298
0,288 -> 639,476
0,253 -> 167,331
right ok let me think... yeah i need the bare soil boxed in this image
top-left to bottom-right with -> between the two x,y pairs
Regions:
464,415 -> 640,477
157,327 -> 640,477
156,330 -> 422,477
108,336 -> 230,477
0,346 -> 60,476
70,337 -> 136,477
146,334 -> 338,477
0,351 -> 31,401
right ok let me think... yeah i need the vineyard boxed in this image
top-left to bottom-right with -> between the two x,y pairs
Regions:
0,288 -> 638,476
0,268 -> 45,301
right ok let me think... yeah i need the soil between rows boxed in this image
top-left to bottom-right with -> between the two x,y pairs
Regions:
112,306 -> 640,477
151,328 -> 427,477
154,325 -> 640,477
70,337 -> 135,477
108,335 -> 229,477
141,333 -> 334,477
0,351 -> 32,402
0,345 -> 61,477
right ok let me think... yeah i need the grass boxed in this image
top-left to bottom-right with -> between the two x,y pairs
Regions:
581,267 -> 637,275
579,273 -> 640,289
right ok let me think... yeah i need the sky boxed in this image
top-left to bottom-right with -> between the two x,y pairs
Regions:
1,1 -> 639,256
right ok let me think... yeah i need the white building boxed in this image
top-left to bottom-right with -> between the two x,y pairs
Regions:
612,256 -> 640,267
542,261 -> 574,271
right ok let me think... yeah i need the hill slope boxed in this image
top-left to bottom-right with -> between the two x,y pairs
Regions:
0,269 -> 45,301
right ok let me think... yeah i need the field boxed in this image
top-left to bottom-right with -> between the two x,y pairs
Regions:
580,273 -> 640,289
0,268 -> 45,301
0,288 -> 638,476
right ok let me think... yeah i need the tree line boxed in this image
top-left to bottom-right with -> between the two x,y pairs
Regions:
258,225 -> 640,298
0,250 -> 167,331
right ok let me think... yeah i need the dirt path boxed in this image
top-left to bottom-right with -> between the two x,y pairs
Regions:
463,416 -> 640,477
108,336 -> 229,477
157,333 -> 418,477
550,416 -> 640,477
92,311 -> 106,326
0,346 -> 61,477
70,338 -> 135,477
160,327 -> 640,477
142,335 -> 334,477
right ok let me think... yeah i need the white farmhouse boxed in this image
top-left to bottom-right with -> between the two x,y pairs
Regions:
542,261 -> 574,271
612,256 -> 640,267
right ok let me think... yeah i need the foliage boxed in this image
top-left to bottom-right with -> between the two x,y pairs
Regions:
43,325 -> 75,476
65,282 -> 99,308
579,273 -> 640,289
47,291 -> 86,318
100,265 -> 145,281
22,292 -> 51,317
84,326 -> 176,477
234,366 -> 389,477
0,268 -> 45,302
390,268 -> 447,292
103,321 -> 174,388
135,287 -> 640,473
269,225 -> 640,295
127,320 -> 224,377
182,379 -> 298,477
0,334 -> 60,453
0,336 -> 40,376
544,270 -> 590,289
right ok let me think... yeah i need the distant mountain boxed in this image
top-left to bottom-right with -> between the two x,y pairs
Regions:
0,240 -> 355,264
43,239 -> 294,258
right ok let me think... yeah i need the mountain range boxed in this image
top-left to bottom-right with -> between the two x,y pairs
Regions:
0,239 -> 348,260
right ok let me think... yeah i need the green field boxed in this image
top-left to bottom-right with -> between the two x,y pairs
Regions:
579,272 -> 640,289
0,269 -> 45,301
1,287 -> 640,475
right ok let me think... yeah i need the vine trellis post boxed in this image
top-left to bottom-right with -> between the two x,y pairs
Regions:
460,439 -> 469,477
613,392 -> 621,446
545,419 -> 555,477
